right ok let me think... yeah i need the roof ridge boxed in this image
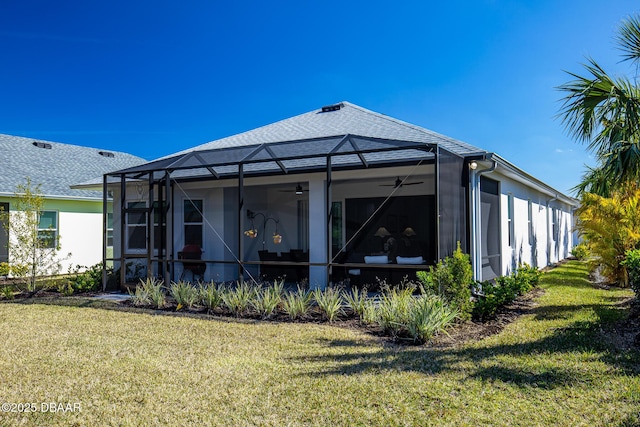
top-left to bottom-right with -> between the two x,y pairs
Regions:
340,102 -> 461,142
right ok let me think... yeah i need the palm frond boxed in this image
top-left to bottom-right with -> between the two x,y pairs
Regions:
616,14 -> 640,64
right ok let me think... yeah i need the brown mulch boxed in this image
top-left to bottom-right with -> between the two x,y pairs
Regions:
429,287 -> 546,348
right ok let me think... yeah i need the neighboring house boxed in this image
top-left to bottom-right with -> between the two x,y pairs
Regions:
92,102 -> 577,289
0,134 -> 145,272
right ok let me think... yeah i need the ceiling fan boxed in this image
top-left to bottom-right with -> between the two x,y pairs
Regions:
278,183 -> 308,195
380,176 -> 424,188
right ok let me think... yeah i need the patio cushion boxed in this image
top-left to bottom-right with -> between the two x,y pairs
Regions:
396,256 -> 424,265
364,255 -> 389,264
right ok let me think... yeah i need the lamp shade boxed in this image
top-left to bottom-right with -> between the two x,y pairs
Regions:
374,227 -> 391,237
402,227 -> 416,237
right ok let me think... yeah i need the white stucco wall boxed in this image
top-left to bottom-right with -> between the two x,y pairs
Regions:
495,172 -> 574,276
58,211 -> 104,270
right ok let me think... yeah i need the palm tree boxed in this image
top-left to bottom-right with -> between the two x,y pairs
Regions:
558,14 -> 640,197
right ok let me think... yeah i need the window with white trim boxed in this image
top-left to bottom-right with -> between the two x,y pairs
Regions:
507,194 -> 514,248
126,202 -> 146,250
527,200 -> 533,246
107,212 -> 114,247
184,199 -> 203,248
38,211 -> 58,249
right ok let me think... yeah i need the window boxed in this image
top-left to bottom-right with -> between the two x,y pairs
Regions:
331,201 -> 342,256
126,202 -> 146,250
107,213 -> 114,247
527,200 -> 533,246
38,211 -> 58,249
507,194 -> 514,247
184,200 -> 203,247
552,208 -> 559,241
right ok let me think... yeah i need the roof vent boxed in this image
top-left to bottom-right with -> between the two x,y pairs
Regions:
32,141 -> 52,149
99,151 -> 115,158
321,103 -> 343,113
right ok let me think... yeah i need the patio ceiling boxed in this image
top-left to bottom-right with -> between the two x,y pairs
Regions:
108,134 -> 447,180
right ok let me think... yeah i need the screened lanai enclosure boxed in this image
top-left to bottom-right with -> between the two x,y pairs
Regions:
102,134 -> 470,289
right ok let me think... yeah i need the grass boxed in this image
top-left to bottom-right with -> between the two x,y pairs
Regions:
0,260 -> 639,426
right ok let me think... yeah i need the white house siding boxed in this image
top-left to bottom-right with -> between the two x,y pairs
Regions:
58,211 -> 104,270
1,197 -> 106,275
493,171 -> 574,277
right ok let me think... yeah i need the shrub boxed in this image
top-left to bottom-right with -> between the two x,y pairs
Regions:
0,262 -> 10,277
222,281 -> 257,316
129,282 -> 150,306
571,243 -> 590,260
137,277 -> 166,309
621,249 -> 640,297
417,242 -> 473,321
472,264 -> 540,320
406,294 -> 459,344
170,281 -> 199,310
198,282 -> 223,311
1,284 -> 14,300
252,280 -> 284,319
342,286 -> 368,318
373,284 -> 457,343
472,281 -> 500,320
514,263 -> 540,294
57,281 -> 75,296
313,287 -> 344,322
282,286 -> 312,320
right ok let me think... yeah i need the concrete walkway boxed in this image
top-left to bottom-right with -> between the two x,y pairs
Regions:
91,292 -> 131,302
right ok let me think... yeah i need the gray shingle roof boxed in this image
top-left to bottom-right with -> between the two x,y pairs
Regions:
0,134 -> 146,200
163,101 -> 485,159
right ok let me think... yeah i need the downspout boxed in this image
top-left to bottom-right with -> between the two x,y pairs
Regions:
546,194 -> 559,266
469,157 -> 497,282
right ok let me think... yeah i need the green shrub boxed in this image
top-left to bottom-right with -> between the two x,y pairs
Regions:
252,280 -> 283,319
282,286 -> 312,320
342,286 -> 369,318
514,263 -> 540,294
472,281 -> 500,320
170,281 -> 199,310
406,294 -> 459,343
472,264 -> 540,321
138,277 -> 166,309
373,284 -> 457,343
1,284 -> 15,299
57,281 -> 75,296
417,242 -> 473,321
222,281 -> 257,316
129,282 -> 150,306
0,262 -> 10,277
571,243 -> 590,260
313,287 -> 343,322
198,282 -> 223,311
621,249 -> 640,297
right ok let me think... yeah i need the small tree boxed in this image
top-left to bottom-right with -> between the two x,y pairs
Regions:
0,179 -> 70,291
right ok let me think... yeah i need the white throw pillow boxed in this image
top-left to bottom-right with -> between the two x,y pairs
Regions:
364,255 -> 389,264
396,256 -> 424,265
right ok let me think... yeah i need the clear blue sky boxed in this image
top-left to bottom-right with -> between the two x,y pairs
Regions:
1,0 -> 638,195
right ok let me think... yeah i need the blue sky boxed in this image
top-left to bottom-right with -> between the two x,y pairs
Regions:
1,1 -> 639,195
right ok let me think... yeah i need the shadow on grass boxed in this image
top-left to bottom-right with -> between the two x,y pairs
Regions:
286,262 -> 640,389
288,316 -> 640,389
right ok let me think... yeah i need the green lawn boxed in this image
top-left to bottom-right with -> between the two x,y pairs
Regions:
0,260 -> 639,426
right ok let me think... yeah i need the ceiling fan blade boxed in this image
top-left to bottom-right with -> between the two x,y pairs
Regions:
403,181 -> 424,186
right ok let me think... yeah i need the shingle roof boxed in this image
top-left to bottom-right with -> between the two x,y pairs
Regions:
0,134 -> 146,200
163,101 -> 485,159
